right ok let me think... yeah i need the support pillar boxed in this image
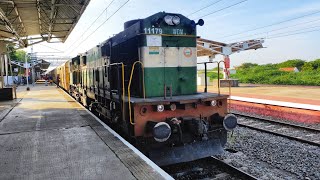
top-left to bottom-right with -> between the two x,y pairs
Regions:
223,55 -> 230,80
0,41 -> 13,100
0,55 -> 4,88
5,54 -> 8,86
0,41 -> 6,88
220,55 -> 239,87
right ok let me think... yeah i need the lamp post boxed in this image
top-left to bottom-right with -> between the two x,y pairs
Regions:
25,53 -> 30,91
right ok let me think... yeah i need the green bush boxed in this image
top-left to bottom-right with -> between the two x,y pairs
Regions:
207,71 -> 223,79
233,59 -> 320,86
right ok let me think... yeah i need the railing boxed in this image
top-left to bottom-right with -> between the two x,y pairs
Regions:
197,60 -> 232,112
128,61 -> 145,125
197,60 -> 225,95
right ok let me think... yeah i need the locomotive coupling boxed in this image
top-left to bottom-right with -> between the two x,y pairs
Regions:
223,114 -> 238,131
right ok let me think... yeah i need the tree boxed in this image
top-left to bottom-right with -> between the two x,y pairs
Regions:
7,44 -> 29,62
277,59 -> 305,69
301,62 -> 314,72
310,59 -> 320,70
10,50 -> 28,62
237,63 -> 258,69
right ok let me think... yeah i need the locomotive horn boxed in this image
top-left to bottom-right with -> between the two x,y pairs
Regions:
197,19 -> 204,26
190,19 -> 205,28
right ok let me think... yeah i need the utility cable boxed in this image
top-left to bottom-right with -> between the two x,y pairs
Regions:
67,0 -> 130,55
227,18 -> 320,42
267,28 -> 320,39
65,0 -> 116,53
197,0 -> 249,19
219,10 -> 320,39
187,0 -> 224,17
265,24 -> 320,38
38,43 -> 63,52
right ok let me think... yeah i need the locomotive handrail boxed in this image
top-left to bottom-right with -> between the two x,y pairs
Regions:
128,61 -> 145,125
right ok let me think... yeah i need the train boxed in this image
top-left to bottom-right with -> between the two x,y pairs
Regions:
49,12 -> 237,166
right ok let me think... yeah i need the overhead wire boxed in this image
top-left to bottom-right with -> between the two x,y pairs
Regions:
67,0 -> 130,55
266,24 -> 320,38
226,18 -> 320,42
38,43 -> 64,52
196,0 -> 249,19
218,10 -> 320,39
187,0 -> 224,17
64,0 -> 116,53
267,28 -> 320,39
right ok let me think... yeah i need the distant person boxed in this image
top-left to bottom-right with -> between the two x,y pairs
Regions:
49,76 -> 53,85
56,75 -> 60,88
44,75 -> 48,86
21,76 -> 25,85
23,76 -> 27,85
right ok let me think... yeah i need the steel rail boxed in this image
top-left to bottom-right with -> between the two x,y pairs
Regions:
209,157 -> 259,180
235,114 -> 320,147
234,113 -> 320,133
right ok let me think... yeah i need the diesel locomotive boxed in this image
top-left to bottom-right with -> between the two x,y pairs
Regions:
50,12 -> 237,166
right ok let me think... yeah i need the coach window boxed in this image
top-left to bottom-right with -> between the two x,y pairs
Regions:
96,69 -> 100,81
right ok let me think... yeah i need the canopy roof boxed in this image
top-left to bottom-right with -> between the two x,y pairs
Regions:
197,38 -> 264,57
0,0 -> 90,47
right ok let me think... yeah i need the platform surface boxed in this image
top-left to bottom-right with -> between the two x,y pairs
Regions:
198,84 -> 320,106
0,85 -> 166,180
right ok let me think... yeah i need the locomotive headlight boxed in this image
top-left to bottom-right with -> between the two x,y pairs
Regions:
164,15 -> 180,25
157,104 -> 165,112
164,15 -> 174,25
210,100 -> 217,106
223,114 -> 237,131
172,15 -> 180,25
153,122 -> 171,142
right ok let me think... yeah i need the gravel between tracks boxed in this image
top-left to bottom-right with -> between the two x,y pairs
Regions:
231,110 -> 320,130
222,127 -> 320,180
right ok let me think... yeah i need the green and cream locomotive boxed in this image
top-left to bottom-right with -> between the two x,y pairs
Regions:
65,12 -> 237,166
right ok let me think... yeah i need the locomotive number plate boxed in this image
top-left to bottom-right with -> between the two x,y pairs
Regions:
144,28 -> 163,34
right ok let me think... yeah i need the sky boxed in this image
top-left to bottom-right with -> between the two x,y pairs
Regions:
28,0 -> 320,69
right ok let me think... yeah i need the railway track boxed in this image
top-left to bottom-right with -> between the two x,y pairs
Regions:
235,113 -> 320,146
162,156 -> 258,180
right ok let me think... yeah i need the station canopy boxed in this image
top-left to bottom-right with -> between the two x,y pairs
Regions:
197,38 -> 264,57
0,0 -> 90,47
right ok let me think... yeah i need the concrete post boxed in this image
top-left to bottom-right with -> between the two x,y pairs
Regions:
223,55 -> 230,80
0,55 -> 3,88
0,41 -> 6,88
5,54 -> 8,86
25,54 -> 29,90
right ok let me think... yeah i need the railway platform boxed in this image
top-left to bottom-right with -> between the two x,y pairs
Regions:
198,84 -> 320,124
0,85 -> 171,180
